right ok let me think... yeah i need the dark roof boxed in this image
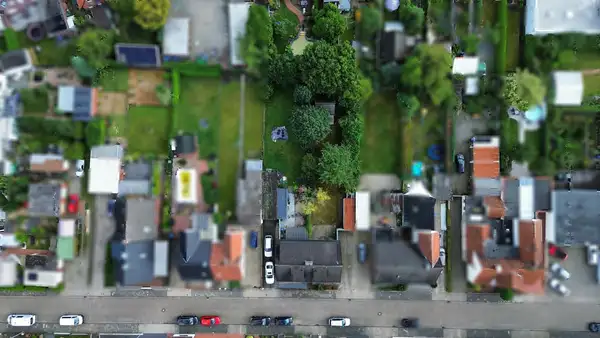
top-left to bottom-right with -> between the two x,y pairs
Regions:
90,5 -> 114,29
262,171 -> 279,220
0,50 -> 29,71
174,134 -> 196,156
402,194 -> 435,230
25,255 -> 48,268
71,87 -> 93,121
124,161 -> 152,180
176,232 -> 213,280
276,188 -> 288,220
43,0 -> 68,34
275,240 -> 342,284
111,240 -> 155,286
115,43 -> 161,67
27,183 -> 61,217
285,227 -> 308,240
502,178 -> 520,218
533,178 -> 551,211
553,190 -> 600,246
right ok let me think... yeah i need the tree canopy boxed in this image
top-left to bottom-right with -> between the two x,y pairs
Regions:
300,41 -> 358,97
400,45 -> 453,106
242,5 -> 275,73
77,29 -> 114,69
318,144 -> 360,192
339,114 -> 364,150
357,6 -> 382,40
294,85 -> 313,105
267,49 -> 297,88
502,69 -> 546,111
397,93 -> 420,120
289,105 -> 332,149
398,2 -> 424,36
133,0 -> 170,31
312,3 -> 347,43
272,12 -> 297,45
399,56 -> 422,91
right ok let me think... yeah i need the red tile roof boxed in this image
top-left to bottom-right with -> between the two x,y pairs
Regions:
210,229 -> 244,281
418,231 -> 440,265
483,196 -> 505,219
343,198 -> 356,231
518,219 -> 544,267
472,146 -> 500,178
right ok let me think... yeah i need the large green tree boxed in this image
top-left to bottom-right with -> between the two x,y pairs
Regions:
77,29 -> 114,69
312,3 -> 347,43
399,56 -> 422,91
242,5 -> 275,73
300,41 -> 358,97
502,69 -> 547,111
294,85 -> 313,105
339,114 -> 364,150
133,0 -> 170,31
418,44 -> 453,106
318,144 -> 360,192
267,49 -> 297,88
397,93 -> 420,120
357,6 -> 382,40
398,2 -> 424,36
289,105 -> 332,149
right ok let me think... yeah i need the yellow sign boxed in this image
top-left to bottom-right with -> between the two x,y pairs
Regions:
180,171 -> 191,198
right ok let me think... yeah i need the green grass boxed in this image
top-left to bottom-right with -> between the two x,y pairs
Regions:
126,106 -> 170,156
584,74 -> 600,96
95,69 -> 130,91
4,29 -> 19,50
244,83 -> 264,158
506,10 -> 521,71
108,115 -> 127,138
15,32 -> 77,66
263,93 -> 303,181
482,0 -> 497,25
20,88 -> 49,114
559,51 -> 600,70
361,92 -> 400,173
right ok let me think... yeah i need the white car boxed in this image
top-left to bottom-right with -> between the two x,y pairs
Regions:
550,262 -> 571,280
59,314 -> 84,326
264,235 -> 273,258
587,243 -> 599,265
549,278 -> 571,296
329,317 -> 351,327
265,261 -> 275,285
7,314 -> 36,327
75,160 -> 85,177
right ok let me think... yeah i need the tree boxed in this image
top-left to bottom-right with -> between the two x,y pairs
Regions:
399,56 -> 422,92
381,63 -> 402,89
340,75 -> 372,111
502,69 -> 547,111
396,94 -> 420,120
133,0 -> 170,31
300,153 -> 320,185
357,6 -> 382,41
272,12 -> 297,45
267,49 -> 297,88
312,3 -> 347,43
461,34 -> 480,55
242,5 -> 275,73
294,85 -> 313,105
319,144 -> 360,192
300,41 -> 358,97
289,106 -> 332,149
106,0 -> 135,19
71,56 -> 96,79
417,44 -> 454,106
398,2 -> 424,36
77,29 -> 114,69
339,114 -> 364,149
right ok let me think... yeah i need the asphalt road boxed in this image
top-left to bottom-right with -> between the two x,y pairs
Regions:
1,296 -> 598,332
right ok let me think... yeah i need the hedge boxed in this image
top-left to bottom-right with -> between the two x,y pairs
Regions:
85,118 -> 106,147
4,29 -> 20,51
172,70 -> 181,105
163,62 -> 221,78
495,0 -> 508,74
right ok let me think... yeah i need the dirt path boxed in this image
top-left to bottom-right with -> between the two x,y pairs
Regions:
284,0 -> 304,23
582,69 -> 600,75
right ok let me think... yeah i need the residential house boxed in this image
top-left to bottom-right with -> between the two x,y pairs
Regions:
379,21 -> 409,64
275,240 -> 343,289
323,0 -> 351,12
57,86 -> 98,121
163,17 -> 191,61
23,254 -> 63,288
525,0 -> 600,36
172,133 -> 196,157
28,182 -> 67,217
452,56 -> 482,96
471,136 -> 501,196
315,102 -> 335,125
88,144 -> 123,195
236,159 -> 263,225
552,71 -> 583,106
28,153 -> 70,174
0,256 -> 18,287
210,227 -> 245,283
4,0 -> 74,36
119,160 -> 152,196
56,218 -> 76,260
73,0 -> 114,29
176,213 -> 217,284
1,49 -> 34,87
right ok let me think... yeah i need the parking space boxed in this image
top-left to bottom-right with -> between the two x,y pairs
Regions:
242,226 -> 263,288
338,231 -> 372,292
449,197 -> 467,293
548,247 -> 600,299
452,113 -> 487,195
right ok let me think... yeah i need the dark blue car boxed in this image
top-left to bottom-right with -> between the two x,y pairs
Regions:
250,231 -> 258,249
274,316 -> 293,326
107,199 -> 116,216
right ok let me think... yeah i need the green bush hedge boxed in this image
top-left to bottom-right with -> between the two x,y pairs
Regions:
495,0 -> 508,74
164,62 -> 221,77
4,29 -> 20,51
172,70 -> 181,105
85,118 -> 106,147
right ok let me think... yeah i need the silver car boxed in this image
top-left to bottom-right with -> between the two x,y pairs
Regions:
587,243 -> 599,265
549,278 -> 571,296
550,262 -> 570,280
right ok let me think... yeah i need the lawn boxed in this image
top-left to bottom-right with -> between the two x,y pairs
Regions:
263,93 -> 303,181
584,74 -> 600,97
108,115 -> 127,139
126,106 -> 170,156
361,92 -> 400,173
559,51 -> 600,70
244,83 -> 264,158
95,69 -> 130,91
506,10 -> 521,71
16,32 -> 77,66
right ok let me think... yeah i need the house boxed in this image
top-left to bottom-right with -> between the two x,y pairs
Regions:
173,133 -> 197,157
228,3 -> 251,66
452,56 -> 480,75
56,218 -> 76,260
210,228 -> 245,282
550,190 -> 600,246
525,0 -> 600,35
4,0 -> 73,35
315,102 -> 335,125
57,86 -> 98,121
275,240 -> 343,288
119,160 -> 152,196
552,71 -> 583,106
124,197 -> 159,242
176,213 -> 217,282
23,255 -> 63,288
163,17 -> 191,60
402,182 -> 436,230
88,144 -> 123,194
28,153 -> 70,174
28,182 -> 66,217
323,0 -> 351,12
379,21 -> 408,64
471,136 -> 501,196
236,159 -> 263,225
110,239 -> 169,286
1,49 -> 34,78
0,256 -> 18,287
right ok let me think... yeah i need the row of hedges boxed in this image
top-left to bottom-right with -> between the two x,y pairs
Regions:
85,118 -> 106,147
163,62 -> 221,77
4,29 -> 20,51
495,0 -> 508,74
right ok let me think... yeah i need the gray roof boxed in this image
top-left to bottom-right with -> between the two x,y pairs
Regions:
285,227 -> 308,240
174,134 -> 196,156
91,144 -> 124,159
0,50 -> 29,71
534,178 -> 551,211
474,178 -> 501,197
111,240 -> 155,286
125,198 -> 157,242
27,183 -> 61,217
402,194 -> 435,230
119,180 -> 151,196
177,231 -> 212,280
275,240 -> 343,284
553,190 -> 600,246
277,188 -> 289,220
502,178 -> 520,218
124,161 -> 152,180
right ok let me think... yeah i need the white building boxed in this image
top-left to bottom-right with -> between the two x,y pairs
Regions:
228,3 -> 251,66
88,145 -> 123,194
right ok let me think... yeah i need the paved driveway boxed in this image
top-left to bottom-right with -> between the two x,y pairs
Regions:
452,113 -> 488,195
90,195 -> 116,289
169,0 -> 229,61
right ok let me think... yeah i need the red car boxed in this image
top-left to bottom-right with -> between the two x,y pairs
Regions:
67,194 -> 79,214
548,243 -> 568,261
200,316 -> 221,326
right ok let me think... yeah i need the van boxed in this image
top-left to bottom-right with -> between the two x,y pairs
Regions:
59,315 -> 84,326
264,235 -> 273,258
328,317 -> 351,327
7,314 -> 36,327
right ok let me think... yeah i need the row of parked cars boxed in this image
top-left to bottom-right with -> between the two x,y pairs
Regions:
7,314 -> 83,327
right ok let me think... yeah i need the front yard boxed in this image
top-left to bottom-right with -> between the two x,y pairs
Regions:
126,106 -> 170,156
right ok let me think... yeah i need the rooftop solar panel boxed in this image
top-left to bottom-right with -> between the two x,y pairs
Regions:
115,43 -> 161,68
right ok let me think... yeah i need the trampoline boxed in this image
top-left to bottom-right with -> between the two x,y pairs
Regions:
412,161 -> 423,177
427,144 -> 443,162
525,105 -> 546,122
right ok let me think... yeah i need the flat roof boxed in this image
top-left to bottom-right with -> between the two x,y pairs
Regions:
553,71 -> 583,106
175,168 -> 198,204
163,17 -> 190,56
552,190 -> 600,246
525,0 -> 600,35
452,57 -> 479,75
228,3 -> 251,66
88,158 -> 121,194
355,192 -> 370,230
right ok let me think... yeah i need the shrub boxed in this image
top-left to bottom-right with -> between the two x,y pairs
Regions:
293,85 -> 313,105
171,71 -> 181,104
305,214 -> 313,238
85,119 -> 106,147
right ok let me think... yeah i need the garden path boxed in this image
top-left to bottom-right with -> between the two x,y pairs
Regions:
284,0 -> 304,24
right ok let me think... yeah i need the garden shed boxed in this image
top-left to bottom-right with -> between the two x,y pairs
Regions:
553,71 -> 583,106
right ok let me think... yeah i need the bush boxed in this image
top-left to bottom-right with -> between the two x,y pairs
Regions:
495,0 -> 508,73
499,288 -> 514,301
85,119 -> 106,147
172,70 -> 181,104
305,214 -> 313,238
163,62 -> 221,77
4,29 -> 20,51
293,85 -> 313,105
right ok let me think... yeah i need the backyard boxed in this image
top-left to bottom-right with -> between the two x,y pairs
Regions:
95,68 -> 130,92
243,83 -> 264,158
126,106 -> 170,156
361,92 -> 400,173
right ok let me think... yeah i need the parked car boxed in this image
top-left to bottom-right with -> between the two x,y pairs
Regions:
439,248 -> 446,266
249,316 -> 271,326
587,243 -> 599,265
400,317 -> 420,328
329,317 -> 351,327
176,315 -> 199,326
107,199 -> 116,217
265,261 -> 275,285
59,315 -> 84,326
548,243 -> 568,261
7,314 -> 36,327
548,278 -> 571,296
550,262 -> 571,280
75,160 -> 85,177
264,235 -> 273,258
274,316 -> 293,326
589,322 -> 600,332
250,231 -> 258,249
357,242 -> 367,263
200,315 -> 221,326
67,194 -> 79,214
455,153 -> 465,174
